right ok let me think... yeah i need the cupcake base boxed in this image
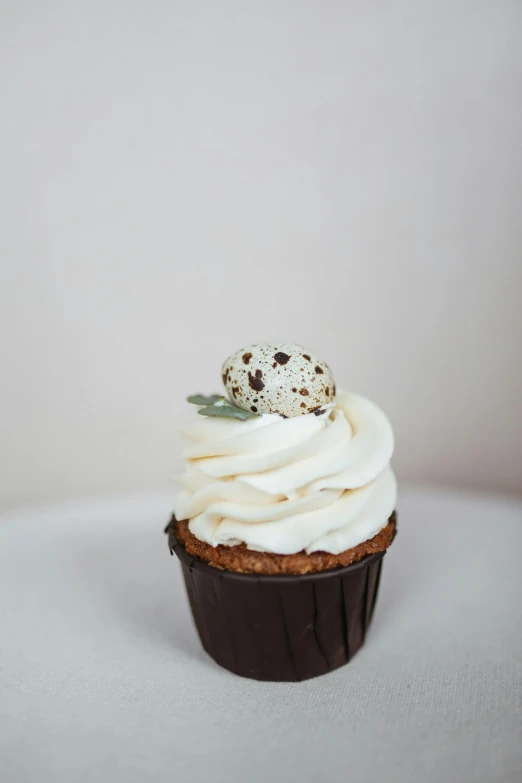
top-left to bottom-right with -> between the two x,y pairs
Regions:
167,518 -> 396,682
170,513 -> 396,575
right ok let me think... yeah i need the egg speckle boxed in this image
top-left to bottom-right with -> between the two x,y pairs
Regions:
222,344 -> 335,417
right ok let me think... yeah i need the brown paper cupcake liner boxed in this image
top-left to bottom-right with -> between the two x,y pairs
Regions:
167,524 -> 395,682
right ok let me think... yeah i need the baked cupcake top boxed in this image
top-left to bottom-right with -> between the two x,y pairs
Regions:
174,343 -> 396,556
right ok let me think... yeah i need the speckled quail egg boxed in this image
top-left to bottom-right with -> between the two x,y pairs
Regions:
222,344 -> 336,417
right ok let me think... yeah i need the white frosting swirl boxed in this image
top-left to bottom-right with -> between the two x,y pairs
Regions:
174,391 -> 397,555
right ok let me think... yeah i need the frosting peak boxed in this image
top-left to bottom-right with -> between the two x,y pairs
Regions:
174,391 -> 396,555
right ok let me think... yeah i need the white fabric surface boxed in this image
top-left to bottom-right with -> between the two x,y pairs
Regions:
1,487 -> 521,783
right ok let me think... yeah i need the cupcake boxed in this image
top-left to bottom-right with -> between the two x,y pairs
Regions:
166,343 -> 397,681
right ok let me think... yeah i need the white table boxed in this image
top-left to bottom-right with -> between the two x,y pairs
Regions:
1,487 -> 521,783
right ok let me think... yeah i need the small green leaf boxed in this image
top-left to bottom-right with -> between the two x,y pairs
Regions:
188,391 -> 259,420
187,394 -> 223,406
197,405 -> 257,421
